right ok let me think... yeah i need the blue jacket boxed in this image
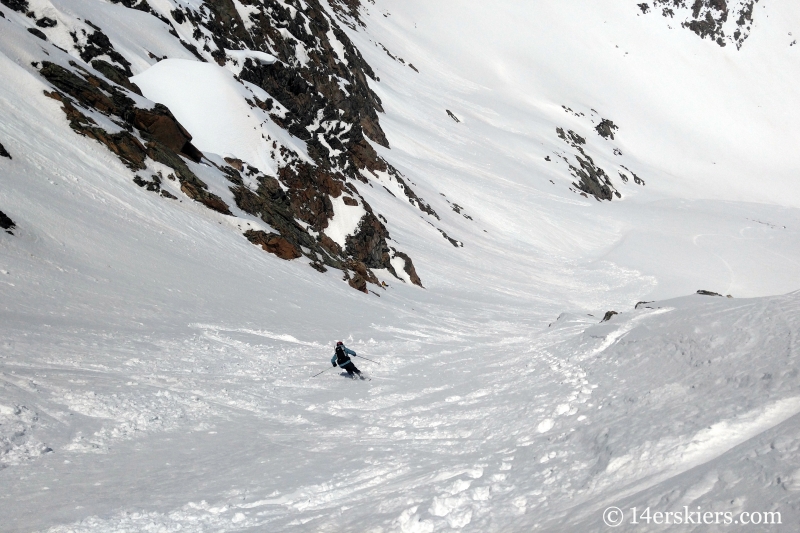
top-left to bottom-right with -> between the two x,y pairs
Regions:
331,345 -> 356,367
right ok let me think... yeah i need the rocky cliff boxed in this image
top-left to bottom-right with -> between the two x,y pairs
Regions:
2,0 -> 428,293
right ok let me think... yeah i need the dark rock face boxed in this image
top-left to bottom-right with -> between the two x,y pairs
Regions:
40,63 -> 190,161
72,21 -> 134,77
225,159 -> 411,282
595,119 -> 618,140
378,42 -> 418,74
438,229 -> 463,248
132,105 -> 200,160
27,28 -> 47,41
392,250 -> 423,287
557,127 -> 586,146
134,173 -> 178,199
278,161 -> 342,232
570,154 -> 618,201
619,165 -> 646,186
228,168 -> 328,262
386,166 -> 439,219
0,0 -> 27,12
0,142 -> 10,159
327,0 -> 365,28
245,230 -> 302,260
554,107 -> 647,201
36,17 -> 57,28
108,0 -> 154,13
697,289 -> 723,296
91,60 -> 143,95
0,210 -> 15,234
181,0 -> 389,156
601,311 -> 618,322
557,127 -> 619,201
175,0 -> 427,287
346,212 -> 392,269
639,0 -> 760,48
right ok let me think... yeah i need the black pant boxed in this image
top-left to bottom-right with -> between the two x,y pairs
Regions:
341,362 -> 361,376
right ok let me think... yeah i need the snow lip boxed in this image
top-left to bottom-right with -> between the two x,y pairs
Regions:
225,49 -> 277,66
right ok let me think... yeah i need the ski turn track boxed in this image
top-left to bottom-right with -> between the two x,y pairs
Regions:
2,293 -> 798,531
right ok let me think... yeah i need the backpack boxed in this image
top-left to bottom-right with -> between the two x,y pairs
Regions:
335,345 -> 350,365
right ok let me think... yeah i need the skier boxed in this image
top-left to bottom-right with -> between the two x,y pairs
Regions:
331,341 -> 364,379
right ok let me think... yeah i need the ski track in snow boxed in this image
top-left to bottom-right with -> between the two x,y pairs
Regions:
1,293 -> 799,532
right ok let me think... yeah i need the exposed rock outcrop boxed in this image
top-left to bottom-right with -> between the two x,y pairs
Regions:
328,0 -> 366,28
36,16 -> 57,28
392,250 -> 423,287
697,289 -> 724,296
30,0 -> 428,291
557,127 -> 619,201
40,61 -> 230,214
638,0 -> 760,49
595,119 -> 618,140
0,0 -> 27,12
245,229 -> 302,260
555,108 -> 647,200
601,311 -> 618,322
73,21 -> 135,80
0,210 -> 16,235
112,0 -> 432,289
0,142 -> 10,159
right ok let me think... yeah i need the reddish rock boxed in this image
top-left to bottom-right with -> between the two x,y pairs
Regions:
319,233 -> 342,256
348,274 -> 368,293
224,157 -> 244,171
348,137 -> 387,173
133,105 -> 203,162
279,162 -> 344,231
393,250 -> 423,287
245,229 -> 302,260
180,182 -> 232,215
345,212 -> 392,270
347,259 -> 379,285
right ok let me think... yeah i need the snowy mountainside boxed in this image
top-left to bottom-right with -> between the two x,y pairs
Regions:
1,0 -> 432,294
2,0 -> 800,531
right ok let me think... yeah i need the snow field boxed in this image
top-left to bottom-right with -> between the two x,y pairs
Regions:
3,290 -> 799,531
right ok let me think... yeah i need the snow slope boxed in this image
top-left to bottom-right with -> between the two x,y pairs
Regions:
347,0 -> 800,301
1,0 -> 800,531
131,58 -> 310,176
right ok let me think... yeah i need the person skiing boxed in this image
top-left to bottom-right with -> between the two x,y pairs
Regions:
331,341 -> 364,379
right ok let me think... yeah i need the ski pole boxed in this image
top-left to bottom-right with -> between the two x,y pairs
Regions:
354,354 -> 380,365
312,367 -> 332,378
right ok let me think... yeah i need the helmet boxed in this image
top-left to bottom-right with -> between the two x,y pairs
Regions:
336,341 -> 343,346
